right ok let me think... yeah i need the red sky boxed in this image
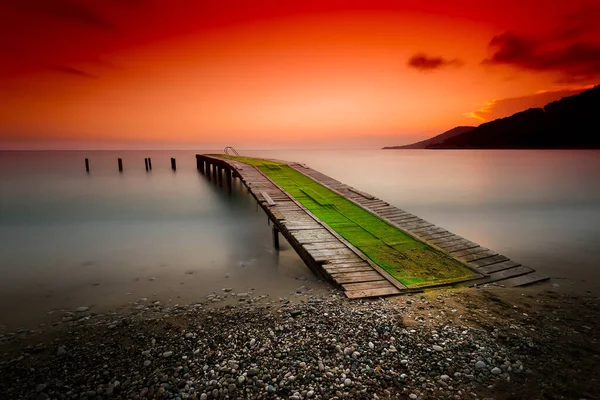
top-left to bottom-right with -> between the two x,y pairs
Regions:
1,0 -> 599,149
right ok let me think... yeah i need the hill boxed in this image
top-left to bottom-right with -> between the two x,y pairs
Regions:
384,85 -> 600,149
382,126 -> 475,149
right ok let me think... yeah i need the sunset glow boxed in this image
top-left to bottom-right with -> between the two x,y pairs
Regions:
1,0 -> 599,149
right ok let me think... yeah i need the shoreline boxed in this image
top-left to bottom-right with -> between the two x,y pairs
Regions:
1,283 -> 598,399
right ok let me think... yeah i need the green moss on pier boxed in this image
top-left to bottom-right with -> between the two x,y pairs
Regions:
223,156 -> 477,287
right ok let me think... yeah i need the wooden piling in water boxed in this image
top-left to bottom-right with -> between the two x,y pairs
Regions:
226,169 -> 232,192
212,163 -> 218,180
85,158 -> 90,173
272,226 -> 280,251
218,166 -> 224,185
171,158 -> 177,171
148,158 -> 152,170
144,158 -> 149,171
196,155 -> 205,172
118,158 -> 123,172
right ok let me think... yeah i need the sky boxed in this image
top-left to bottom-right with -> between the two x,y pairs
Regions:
1,0 -> 599,149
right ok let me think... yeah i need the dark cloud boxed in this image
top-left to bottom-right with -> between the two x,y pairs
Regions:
51,66 -> 97,78
5,0 -> 115,30
407,54 -> 463,71
482,5 -> 600,82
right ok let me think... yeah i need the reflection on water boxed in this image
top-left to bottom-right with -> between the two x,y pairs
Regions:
1,150 -> 599,328
0,151 -> 324,329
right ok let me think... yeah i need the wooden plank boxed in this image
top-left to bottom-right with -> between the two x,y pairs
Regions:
451,246 -> 489,258
498,272 -> 550,287
295,236 -> 340,245
342,280 -> 395,291
468,254 -> 510,268
285,225 -> 323,230
397,222 -> 435,231
459,250 -> 499,262
389,215 -> 418,222
418,231 -> 453,240
430,235 -> 465,245
443,241 -> 478,253
303,243 -> 348,250
466,266 -> 534,286
334,273 -> 386,284
478,260 -> 521,274
324,260 -> 369,267
325,266 -> 374,274
411,226 -> 446,235
344,287 -> 401,299
348,187 -> 376,200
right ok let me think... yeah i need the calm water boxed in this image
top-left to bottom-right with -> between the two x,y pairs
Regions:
1,150 -> 599,329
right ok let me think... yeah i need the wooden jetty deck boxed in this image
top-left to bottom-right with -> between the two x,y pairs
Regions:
196,154 -> 549,299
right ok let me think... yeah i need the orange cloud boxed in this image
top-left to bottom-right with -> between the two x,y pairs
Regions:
464,86 -> 593,122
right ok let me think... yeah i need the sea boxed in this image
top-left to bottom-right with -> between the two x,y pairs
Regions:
1,150 -> 599,329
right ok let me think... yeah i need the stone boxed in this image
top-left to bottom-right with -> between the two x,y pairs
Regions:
36,384 -> 46,392
432,345 -> 443,352
491,367 -> 502,375
344,378 -> 352,386
162,351 -> 173,357
56,345 -> 66,356
475,361 -> 486,369
144,360 -> 151,367
75,306 -> 89,312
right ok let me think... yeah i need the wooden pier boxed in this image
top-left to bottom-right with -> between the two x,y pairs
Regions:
196,154 -> 549,299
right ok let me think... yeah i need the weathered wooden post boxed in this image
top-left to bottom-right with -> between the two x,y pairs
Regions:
148,158 -> 152,170
144,158 -> 149,171
85,158 -> 90,173
196,155 -> 205,173
226,169 -> 232,192
272,226 -> 280,251
118,158 -> 123,172
171,158 -> 176,171
212,163 -> 218,180
218,166 -> 223,185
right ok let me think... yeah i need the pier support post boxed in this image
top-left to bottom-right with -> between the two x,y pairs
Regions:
212,163 -> 218,180
171,158 -> 177,171
148,158 -> 152,170
145,158 -> 149,171
226,169 -> 232,192
85,158 -> 90,173
196,155 -> 205,172
218,166 -> 223,185
272,226 -> 280,251
118,158 -> 123,172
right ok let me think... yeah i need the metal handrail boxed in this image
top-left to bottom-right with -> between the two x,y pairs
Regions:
224,146 -> 240,156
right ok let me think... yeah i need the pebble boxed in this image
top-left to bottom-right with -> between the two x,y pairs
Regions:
75,306 -> 89,312
0,292 -> 541,400
491,367 -> 502,375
